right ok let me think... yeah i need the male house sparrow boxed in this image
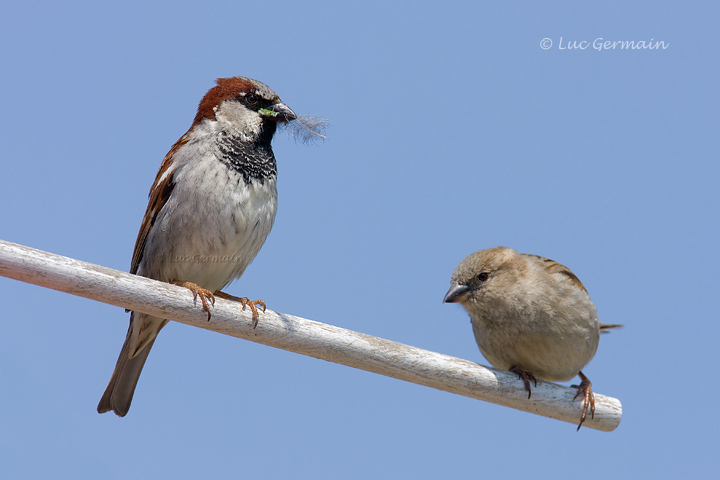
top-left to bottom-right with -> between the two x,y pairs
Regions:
443,246 -> 620,429
98,76 -> 296,417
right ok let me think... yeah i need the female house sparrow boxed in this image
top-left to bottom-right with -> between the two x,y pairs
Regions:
443,246 -> 620,429
98,77 -> 296,417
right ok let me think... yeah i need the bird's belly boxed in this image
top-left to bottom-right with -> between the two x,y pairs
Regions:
139,171 -> 278,292
472,320 -> 598,382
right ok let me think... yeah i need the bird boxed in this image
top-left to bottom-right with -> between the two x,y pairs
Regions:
98,76 -> 297,417
443,246 -> 620,430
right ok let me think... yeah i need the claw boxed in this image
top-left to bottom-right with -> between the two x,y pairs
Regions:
510,366 -> 537,399
239,297 -> 266,328
571,371 -> 595,431
215,292 -> 266,328
176,281 -> 215,320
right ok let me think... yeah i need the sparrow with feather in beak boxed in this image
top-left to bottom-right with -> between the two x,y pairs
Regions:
98,77 -> 297,417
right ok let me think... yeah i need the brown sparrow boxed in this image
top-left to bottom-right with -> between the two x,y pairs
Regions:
444,246 -> 620,429
98,77 -> 296,417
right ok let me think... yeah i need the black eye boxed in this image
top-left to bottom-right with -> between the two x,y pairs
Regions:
477,272 -> 489,282
245,92 -> 259,106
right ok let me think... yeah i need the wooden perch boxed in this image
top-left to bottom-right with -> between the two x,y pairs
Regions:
0,239 -> 621,431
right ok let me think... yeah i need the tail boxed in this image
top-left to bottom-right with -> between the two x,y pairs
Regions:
600,322 -> 623,333
97,313 -> 165,417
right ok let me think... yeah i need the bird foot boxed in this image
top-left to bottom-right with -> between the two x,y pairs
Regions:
571,371 -> 595,431
510,366 -> 537,399
175,281 -> 216,320
215,292 -> 266,328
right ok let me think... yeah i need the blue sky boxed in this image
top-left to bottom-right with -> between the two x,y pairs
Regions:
1,1 -> 717,478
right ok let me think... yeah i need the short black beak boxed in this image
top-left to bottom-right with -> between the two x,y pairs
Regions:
443,282 -> 472,303
262,102 -> 296,123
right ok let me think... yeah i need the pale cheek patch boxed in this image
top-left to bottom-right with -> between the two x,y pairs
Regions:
281,114 -> 329,143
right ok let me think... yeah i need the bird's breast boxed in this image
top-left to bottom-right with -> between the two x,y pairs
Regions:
469,306 -> 599,382
138,152 -> 278,291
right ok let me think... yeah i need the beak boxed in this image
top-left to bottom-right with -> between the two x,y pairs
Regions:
443,282 -> 472,303
261,102 -> 297,124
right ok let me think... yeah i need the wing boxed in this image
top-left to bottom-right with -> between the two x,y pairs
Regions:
129,135 -> 188,275
523,253 -> 588,294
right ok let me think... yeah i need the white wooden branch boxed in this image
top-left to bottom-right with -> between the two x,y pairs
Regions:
0,239 -> 621,431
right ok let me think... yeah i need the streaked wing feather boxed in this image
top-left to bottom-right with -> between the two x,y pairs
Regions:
130,135 -> 188,274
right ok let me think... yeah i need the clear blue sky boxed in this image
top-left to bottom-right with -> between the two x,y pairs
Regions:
1,1 -> 717,478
